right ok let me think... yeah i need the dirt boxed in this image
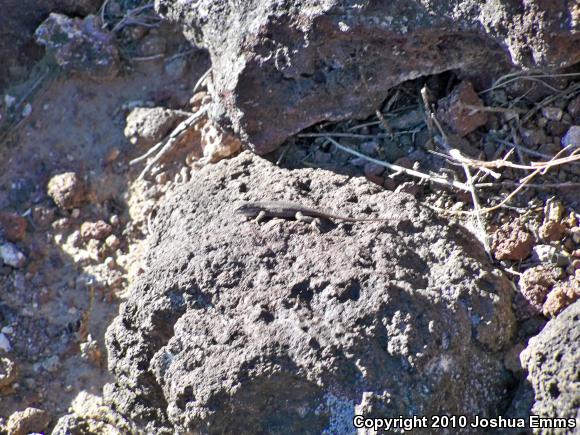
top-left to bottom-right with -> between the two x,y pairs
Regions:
0,1 -> 579,433
0,9 -> 210,430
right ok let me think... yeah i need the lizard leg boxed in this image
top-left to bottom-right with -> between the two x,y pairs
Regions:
255,211 -> 267,223
295,212 -> 322,231
310,218 -> 323,232
295,211 -> 314,224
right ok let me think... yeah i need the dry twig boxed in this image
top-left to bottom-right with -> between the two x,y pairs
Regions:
136,106 -> 207,180
324,137 -> 470,192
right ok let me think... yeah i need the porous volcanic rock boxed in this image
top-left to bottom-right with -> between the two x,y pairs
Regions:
520,300 -> 580,426
155,0 -> 580,154
0,0 -> 101,91
105,152 -> 516,433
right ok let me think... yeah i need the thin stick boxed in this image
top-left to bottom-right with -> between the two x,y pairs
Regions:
480,72 -> 580,94
375,109 -> 394,135
448,144 -> 577,215
474,181 -> 580,189
432,117 -> 490,255
326,137 -> 470,192
137,106 -> 207,180
459,104 -> 526,114
193,68 -> 212,94
490,137 -> 551,159
420,85 -> 434,138
129,138 -> 166,166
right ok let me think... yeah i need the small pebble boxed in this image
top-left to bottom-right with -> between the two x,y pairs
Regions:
105,234 -> 120,250
80,220 -> 113,241
104,257 -> 116,269
155,172 -> 168,184
180,166 -> 190,183
104,147 -> 121,163
0,243 -> 26,268
0,356 -> 17,387
360,140 -> 380,154
537,117 -> 548,128
47,172 -> 87,210
21,103 -> 32,118
0,333 -> 11,352
110,214 -> 120,226
541,107 -> 563,121
571,227 -> 580,244
532,244 -> 570,266
562,125 -> 580,148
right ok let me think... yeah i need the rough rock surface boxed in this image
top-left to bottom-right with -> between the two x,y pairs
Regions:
0,0 -> 101,91
35,13 -> 120,81
492,220 -> 535,261
105,152 -> 516,433
5,407 -> 51,435
47,171 -> 87,210
520,300 -> 580,427
436,81 -> 488,137
124,107 -> 190,149
156,0 -> 580,153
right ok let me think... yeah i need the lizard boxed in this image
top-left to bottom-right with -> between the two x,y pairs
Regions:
236,200 -> 396,225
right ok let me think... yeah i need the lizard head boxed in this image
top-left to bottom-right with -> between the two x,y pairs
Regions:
235,201 -> 262,218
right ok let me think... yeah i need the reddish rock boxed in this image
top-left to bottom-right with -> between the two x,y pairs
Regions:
47,172 -> 87,210
519,265 -> 564,314
437,81 -> 488,137
80,220 -> 113,241
0,211 -> 27,242
492,220 -> 535,261
542,282 -> 580,318
363,163 -> 384,186
538,220 -> 566,242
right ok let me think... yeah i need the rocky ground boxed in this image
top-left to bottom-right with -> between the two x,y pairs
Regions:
0,0 -> 579,434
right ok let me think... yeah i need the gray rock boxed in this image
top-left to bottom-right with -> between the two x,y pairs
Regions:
105,151 -> 516,433
562,125 -> 580,149
520,300 -> 580,432
124,107 -> 190,149
0,0 -> 101,91
155,0 -> 580,154
6,407 -> 51,435
0,242 -> 26,268
47,171 -> 87,210
35,13 -> 120,81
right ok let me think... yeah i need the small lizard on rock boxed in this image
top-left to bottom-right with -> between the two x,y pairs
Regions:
236,200 -> 395,225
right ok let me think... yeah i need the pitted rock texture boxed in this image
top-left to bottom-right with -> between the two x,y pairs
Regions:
35,13 -> 120,81
520,300 -> 580,428
105,152 -> 516,433
155,0 -> 580,154
0,0 -> 101,91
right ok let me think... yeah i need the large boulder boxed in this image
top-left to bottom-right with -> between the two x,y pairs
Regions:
105,152 -> 517,433
520,300 -> 580,431
155,0 -> 580,154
